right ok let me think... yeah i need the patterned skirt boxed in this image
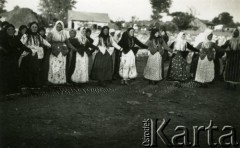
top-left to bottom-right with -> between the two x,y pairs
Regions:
48,53 -> 67,84
71,52 -> 89,83
143,52 -> 162,81
195,57 -> 214,83
167,52 -> 190,82
119,50 -> 137,80
224,50 -> 240,84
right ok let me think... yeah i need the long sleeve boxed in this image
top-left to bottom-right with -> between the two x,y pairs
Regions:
134,37 -> 148,49
186,42 -> 199,52
111,37 -> 121,50
162,40 -> 172,52
41,36 -> 51,48
17,39 -> 32,53
221,40 -> 230,49
169,42 -> 175,49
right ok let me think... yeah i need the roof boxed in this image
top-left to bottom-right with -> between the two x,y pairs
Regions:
0,8 -> 40,28
68,10 -> 110,23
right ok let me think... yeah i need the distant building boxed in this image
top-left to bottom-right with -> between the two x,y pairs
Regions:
68,10 -> 111,29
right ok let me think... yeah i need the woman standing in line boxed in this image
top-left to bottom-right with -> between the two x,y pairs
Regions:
47,21 -> 75,85
20,22 -> 51,88
167,32 -> 198,82
70,27 -> 97,84
221,28 -> 240,90
194,29 -> 224,87
17,25 -> 28,40
0,24 -> 32,95
143,29 -> 172,85
118,28 -> 148,85
91,26 -> 122,86
113,30 -> 122,80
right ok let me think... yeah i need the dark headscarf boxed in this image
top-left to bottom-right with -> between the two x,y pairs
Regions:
17,25 -> 28,38
1,21 -> 9,29
38,27 -> 46,39
4,24 -> 15,37
27,21 -> 39,35
99,26 -> 110,39
149,28 -> 159,40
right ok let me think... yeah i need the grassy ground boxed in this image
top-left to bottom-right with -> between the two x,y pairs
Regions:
0,57 -> 240,148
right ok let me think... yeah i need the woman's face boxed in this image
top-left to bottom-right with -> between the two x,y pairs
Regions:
81,28 -> 86,35
207,33 -> 213,41
129,29 -> 134,37
39,30 -> 45,36
7,27 -> 15,36
154,32 -> 159,38
56,23 -> 63,31
21,28 -> 27,35
103,28 -> 109,35
181,33 -> 186,39
69,31 -> 76,38
31,24 -> 38,33
233,30 -> 239,38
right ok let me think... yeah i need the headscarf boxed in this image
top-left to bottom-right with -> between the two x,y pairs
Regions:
38,27 -> 46,39
99,26 -> 110,39
50,20 -> 68,42
4,24 -> 15,37
174,32 -> 187,51
77,27 -> 87,45
18,25 -> 28,36
149,28 -> 159,40
202,29 -> 213,48
27,22 -> 39,35
229,28 -> 240,50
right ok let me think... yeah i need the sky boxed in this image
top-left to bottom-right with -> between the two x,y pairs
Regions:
4,0 -> 240,22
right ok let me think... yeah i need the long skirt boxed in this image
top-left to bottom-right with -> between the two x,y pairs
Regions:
167,52 -> 190,81
48,53 -> 67,84
20,54 -> 42,87
0,56 -> 20,95
143,52 -> 163,81
71,52 -> 89,83
91,51 -> 113,81
195,57 -> 215,83
119,50 -> 137,80
224,50 -> 240,84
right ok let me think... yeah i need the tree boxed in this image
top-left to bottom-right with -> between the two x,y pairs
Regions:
39,0 -> 77,26
171,12 -> 194,30
212,12 -> 234,26
0,0 -> 7,13
149,0 -> 172,20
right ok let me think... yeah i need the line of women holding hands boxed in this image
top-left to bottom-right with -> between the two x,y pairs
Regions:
0,20 -> 239,96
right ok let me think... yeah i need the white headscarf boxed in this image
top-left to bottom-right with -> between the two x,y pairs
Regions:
51,20 -> 68,42
77,27 -> 87,45
174,32 -> 187,51
202,29 -> 213,48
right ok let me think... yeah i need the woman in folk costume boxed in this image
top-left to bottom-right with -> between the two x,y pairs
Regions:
0,24 -> 32,95
70,27 -> 97,84
221,28 -> 240,90
47,21 -> 74,84
143,29 -> 172,85
118,28 -> 148,85
167,32 -> 198,82
20,22 -> 51,88
91,26 -> 122,86
194,29 -> 224,86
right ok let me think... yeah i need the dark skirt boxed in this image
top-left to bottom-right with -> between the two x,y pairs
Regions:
20,54 -> 42,88
167,52 -> 190,82
41,47 -> 51,84
0,55 -> 20,95
91,52 -> 113,81
224,50 -> 240,83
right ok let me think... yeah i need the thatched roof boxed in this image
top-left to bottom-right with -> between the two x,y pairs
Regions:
68,10 -> 110,23
0,8 -> 41,28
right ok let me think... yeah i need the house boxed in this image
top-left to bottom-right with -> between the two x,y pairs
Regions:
68,10 -> 111,29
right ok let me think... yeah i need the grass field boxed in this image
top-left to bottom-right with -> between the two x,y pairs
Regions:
0,57 -> 240,148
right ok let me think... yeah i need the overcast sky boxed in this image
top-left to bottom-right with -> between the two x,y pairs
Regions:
5,0 -> 240,22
